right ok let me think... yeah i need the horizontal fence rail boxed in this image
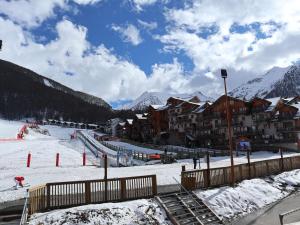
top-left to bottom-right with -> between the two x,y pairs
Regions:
29,175 -> 157,215
181,155 -> 300,190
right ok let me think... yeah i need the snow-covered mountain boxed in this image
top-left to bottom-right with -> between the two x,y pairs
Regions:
120,91 -> 214,110
229,64 -> 300,99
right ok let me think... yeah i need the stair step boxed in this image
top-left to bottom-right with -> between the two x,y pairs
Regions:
0,214 -> 21,222
157,191 -> 223,225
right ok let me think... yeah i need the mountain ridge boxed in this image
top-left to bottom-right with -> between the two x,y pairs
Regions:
120,91 -> 214,110
229,64 -> 300,99
0,59 -> 111,109
0,59 -> 138,123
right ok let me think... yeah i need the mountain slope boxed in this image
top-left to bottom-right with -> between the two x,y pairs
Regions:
229,65 -> 300,99
121,91 -> 214,110
0,59 -> 110,109
0,59 -> 114,122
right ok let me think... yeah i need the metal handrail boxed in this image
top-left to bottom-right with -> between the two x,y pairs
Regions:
279,207 -> 300,225
20,189 -> 29,225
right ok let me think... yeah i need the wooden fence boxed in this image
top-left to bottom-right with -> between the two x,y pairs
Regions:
29,175 -> 157,215
181,156 -> 300,190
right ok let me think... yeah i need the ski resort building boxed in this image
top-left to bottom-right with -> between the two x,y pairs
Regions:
118,95 -> 300,151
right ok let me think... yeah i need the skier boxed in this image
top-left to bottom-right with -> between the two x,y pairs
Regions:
14,176 -> 24,189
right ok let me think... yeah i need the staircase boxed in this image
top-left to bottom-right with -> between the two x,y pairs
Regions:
156,191 -> 223,225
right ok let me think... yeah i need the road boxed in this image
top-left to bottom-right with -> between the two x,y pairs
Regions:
230,191 -> 300,225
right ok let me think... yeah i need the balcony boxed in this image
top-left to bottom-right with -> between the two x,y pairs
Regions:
276,127 -> 298,132
215,121 -> 228,128
198,124 -> 213,130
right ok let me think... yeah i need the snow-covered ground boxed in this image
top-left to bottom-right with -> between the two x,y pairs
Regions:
196,169 -> 300,220
29,199 -> 171,225
1,120 -> 300,205
106,141 -> 164,154
0,119 -> 25,139
40,125 -> 77,139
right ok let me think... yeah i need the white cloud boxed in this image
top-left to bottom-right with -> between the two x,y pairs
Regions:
137,19 -> 157,30
0,0 -> 102,28
0,17 -> 204,102
72,0 -> 102,4
158,0 -> 300,90
130,0 -> 158,11
112,24 -> 143,46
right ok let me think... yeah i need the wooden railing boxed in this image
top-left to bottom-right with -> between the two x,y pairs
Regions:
181,156 -> 300,190
29,175 -> 157,215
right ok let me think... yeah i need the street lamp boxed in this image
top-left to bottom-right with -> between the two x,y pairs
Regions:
221,69 -> 235,186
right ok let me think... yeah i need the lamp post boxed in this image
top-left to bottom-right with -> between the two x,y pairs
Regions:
221,69 -> 235,186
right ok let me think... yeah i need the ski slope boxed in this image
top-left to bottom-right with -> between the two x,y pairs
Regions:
0,120 -> 25,139
106,141 -> 162,154
1,120 -> 299,204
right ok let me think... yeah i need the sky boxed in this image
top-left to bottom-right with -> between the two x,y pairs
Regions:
0,0 -> 300,108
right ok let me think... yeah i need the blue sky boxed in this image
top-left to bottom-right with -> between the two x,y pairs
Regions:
0,0 -> 300,108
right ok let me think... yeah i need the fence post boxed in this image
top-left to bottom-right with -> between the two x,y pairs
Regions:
46,184 -> 50,210
120,178 -> 126,200
152,175 -> 157,196
85,181 -> 91,204
83,152 -> 86,166
247,148 -> 251,178
280,148 -> 284,171
266,161 -> 270,176
206,152 -> 210,188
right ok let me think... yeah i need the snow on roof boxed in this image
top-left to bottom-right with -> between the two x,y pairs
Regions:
265,97 -> 281,111
88,124 -> 98,127
126,119 -> 133,125
136,114 -> 147,120
265,97 -> 281,107
119,122 -> 125,126
283,97 -> 294,102
292,103 -> 300,118
175,100 -> 201,108
192,102 -> 209,113
156,105 -> 170,111
150,104 -> 164,109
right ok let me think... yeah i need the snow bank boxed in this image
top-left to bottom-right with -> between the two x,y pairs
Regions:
29,199 -> 171,225
196,179 -> 288,219
273,169 -> 300,186
196,169 -> 300,220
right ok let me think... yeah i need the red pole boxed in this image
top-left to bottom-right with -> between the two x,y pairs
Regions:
56,153 -> 60,167
83,152 -> 86,166
27,153 -> 31,168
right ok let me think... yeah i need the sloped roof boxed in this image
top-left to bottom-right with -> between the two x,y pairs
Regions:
192,102 -> 211,113
150,104 -> 164,109
265,97 -> 281,112
126,119 -> 133,125
156,104 -> 170,111
291,102 -> 300,118
136,114 -> 147,120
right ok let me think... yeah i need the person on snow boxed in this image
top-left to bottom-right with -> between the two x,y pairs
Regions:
14,176 -> 24,189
